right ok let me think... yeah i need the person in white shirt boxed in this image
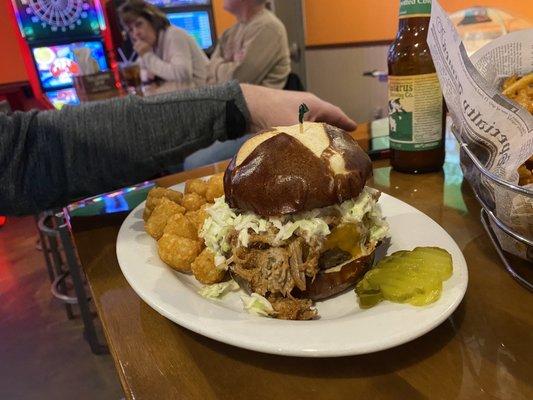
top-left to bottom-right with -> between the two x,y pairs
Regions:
119,0 -> 208,88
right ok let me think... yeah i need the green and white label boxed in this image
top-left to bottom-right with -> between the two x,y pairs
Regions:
399,0 -> 432,17
388,73 -> 443,151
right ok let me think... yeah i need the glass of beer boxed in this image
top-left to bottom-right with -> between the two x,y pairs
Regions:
120,63 -> 141,94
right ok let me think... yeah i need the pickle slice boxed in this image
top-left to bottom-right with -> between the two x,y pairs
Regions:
357,290 -> 384,308
355,247 -> 453,308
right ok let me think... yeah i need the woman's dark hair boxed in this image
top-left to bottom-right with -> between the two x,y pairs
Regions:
118,0 -> 170,32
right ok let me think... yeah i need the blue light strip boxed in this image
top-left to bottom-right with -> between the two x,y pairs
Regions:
94,0 -> 107,31
10,0 -> 26,38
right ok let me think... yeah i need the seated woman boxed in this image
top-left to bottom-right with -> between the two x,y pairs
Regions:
119,0 -> 208,88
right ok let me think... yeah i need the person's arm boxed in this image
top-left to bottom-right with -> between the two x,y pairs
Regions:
207,45 -> 226,84
140,39 -> 193,83
0,81 -> 248,215
239,84 -> 357,133
210,26 -> 284,85
0,82 -> 357,216
206,33 -> 231,85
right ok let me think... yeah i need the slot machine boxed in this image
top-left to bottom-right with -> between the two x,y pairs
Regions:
10,0 -> 114,109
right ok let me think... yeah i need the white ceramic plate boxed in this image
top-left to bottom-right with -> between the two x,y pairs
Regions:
116,183 -> 468,357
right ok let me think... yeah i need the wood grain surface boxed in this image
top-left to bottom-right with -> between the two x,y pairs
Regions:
70,126 -> 533,400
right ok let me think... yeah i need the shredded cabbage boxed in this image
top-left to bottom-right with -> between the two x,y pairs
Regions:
200,196 -> 236,255
214,254 -> 226,268
363,192 -> 389,243
199,188 -> 389,261
241,293 -> 275,316
340,187 -> 379,223
293,219 -> 330,241
368,207 -> 389,243
370,223 -> 388,243
198,280 -> 239,299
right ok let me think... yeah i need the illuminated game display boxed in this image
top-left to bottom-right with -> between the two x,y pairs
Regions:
10,0 -> 109,109
33,41 -> 108,90
167,10 -> 213,50
11,0 -> 106,42
147,0 -> 210,7
45,88 -> 81,109
145,0 -> 215,53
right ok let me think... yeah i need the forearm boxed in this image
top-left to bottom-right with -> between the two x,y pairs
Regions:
142,51 -> 192,83
208,44 -> 244,82
210,57 -> 239,83
211,58 -> 268,85
0,81 -> 249,215
211,30 -> 282,85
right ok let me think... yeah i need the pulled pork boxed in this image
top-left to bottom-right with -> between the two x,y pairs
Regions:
229,225 -> 326,320
268,295 -> 317,320
228,209 -> 351,320
231,235 -> 320,297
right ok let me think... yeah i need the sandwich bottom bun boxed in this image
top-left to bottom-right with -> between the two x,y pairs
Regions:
301,251 -> 376,301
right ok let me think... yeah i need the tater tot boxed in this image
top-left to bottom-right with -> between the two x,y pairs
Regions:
144,187 -> 183,221
145,198 -> 185,239
143,207 -> 154,222
191,248 -> 226,284
186,205 -> 209,233
146,187 -> 183,209
205,173 -> 225,202
181,192 -> 207,212
185,179 -> 208,197
157,234 -> 202,273
163,213 -> 198,240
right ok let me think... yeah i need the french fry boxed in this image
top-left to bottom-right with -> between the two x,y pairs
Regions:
502,73 -> 533,186
502,73 -> 533,97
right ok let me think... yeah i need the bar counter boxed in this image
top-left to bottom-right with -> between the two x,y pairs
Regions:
69,126 -> 533,400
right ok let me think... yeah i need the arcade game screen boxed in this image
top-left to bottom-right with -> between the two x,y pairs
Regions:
32,41 -> 108,90
167,10 -> 213,50
45,88 -> 81,110
11,0 -> 105,42
147,0 -> 210,6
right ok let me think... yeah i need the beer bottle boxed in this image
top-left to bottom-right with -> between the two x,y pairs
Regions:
387,0 -> 445,173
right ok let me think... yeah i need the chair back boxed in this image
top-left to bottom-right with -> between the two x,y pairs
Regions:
283,72 -> 305,91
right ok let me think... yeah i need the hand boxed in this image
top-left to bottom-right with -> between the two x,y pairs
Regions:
240,84 -> 357,132
233,49 -> 246,62
143,70 -> 155,82
133,39 -> 152,57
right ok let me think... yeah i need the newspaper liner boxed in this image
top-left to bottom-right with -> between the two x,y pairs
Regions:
427,0 -> 533,260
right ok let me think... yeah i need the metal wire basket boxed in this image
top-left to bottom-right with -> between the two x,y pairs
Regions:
451,125 -> 533,290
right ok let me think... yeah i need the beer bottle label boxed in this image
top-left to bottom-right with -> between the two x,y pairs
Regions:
399,0 -> 432,18
388,73 -> 443,151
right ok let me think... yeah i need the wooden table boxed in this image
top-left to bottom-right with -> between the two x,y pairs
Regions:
74,79 -> 191,105
69,130 -> 533,400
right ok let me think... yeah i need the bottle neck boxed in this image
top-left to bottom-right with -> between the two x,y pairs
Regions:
398,15 -> 430,30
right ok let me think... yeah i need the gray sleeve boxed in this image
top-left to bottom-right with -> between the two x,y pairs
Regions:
0,81 -> 250,215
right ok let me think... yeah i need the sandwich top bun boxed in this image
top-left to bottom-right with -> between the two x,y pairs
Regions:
224,122 -> 372,216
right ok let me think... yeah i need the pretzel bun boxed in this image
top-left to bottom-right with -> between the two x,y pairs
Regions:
224,122 -> 372,216
304,252 -> 376,300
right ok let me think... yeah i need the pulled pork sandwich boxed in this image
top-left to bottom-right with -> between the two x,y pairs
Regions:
200,122 -> 389,320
